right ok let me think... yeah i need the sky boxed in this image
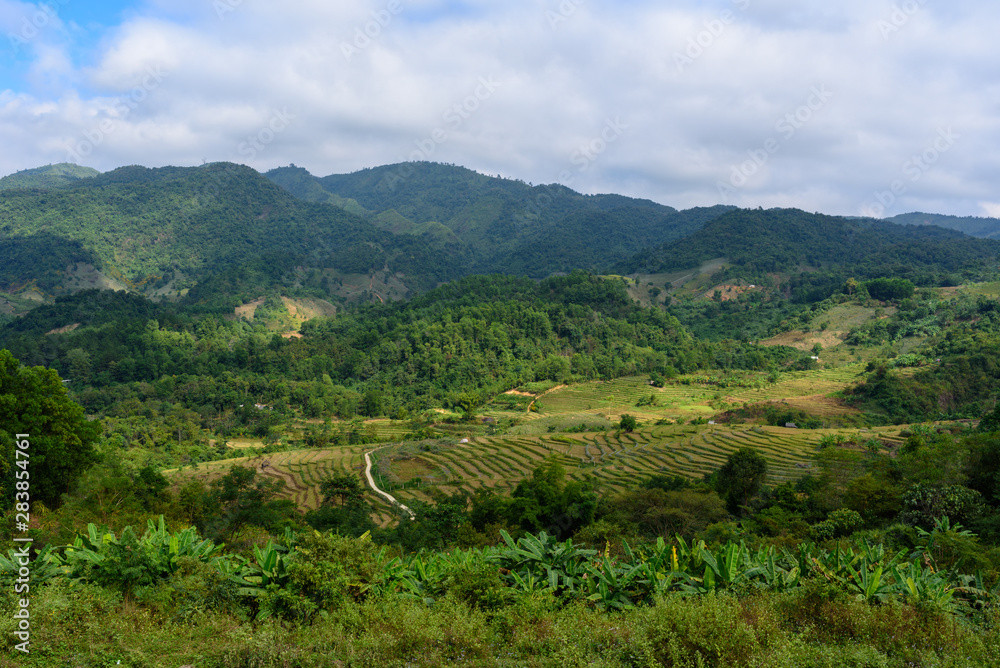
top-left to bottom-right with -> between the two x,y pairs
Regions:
1,0 -> 998,219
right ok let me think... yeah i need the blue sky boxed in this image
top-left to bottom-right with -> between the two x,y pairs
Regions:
1,0 -> 999,219
2,0 -> 136,88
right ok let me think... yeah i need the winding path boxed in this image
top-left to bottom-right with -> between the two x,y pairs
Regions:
364,447 -> 415,519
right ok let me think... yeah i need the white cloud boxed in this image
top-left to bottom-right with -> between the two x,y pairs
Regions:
0,0 -> 998,218
981,202 -> 1000,218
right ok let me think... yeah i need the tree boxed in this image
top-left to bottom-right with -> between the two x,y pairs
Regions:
977,405 -> 1000,434
319,473 -> 365,507
865,277 -> 915,301
715,448 -> 768,514
507,457 -> 598,538
201,465 -> 294,542
0,349 -> 101,509
306,473 -> 374,537
619,414 -> 637,432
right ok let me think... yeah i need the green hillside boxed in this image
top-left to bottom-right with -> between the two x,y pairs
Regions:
0,163 -> 463,304
621,207 -> 1000,285
0,162 -> 100,190
890,211 -> 1000,240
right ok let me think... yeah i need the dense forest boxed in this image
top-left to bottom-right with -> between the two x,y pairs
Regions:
621,207 -> 1000,286
0,272 -> 803,450
267,162 -> 737,277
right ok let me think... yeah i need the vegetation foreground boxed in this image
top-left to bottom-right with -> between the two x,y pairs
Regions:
6,520 -> 1000,667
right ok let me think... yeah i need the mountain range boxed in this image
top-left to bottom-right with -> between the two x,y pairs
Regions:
0,161 -> 998,313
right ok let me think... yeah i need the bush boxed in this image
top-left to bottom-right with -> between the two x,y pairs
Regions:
901,484 -> 985,529
443,561 -> 511,611
259,531 -> 388,622
811,508 -> 864,540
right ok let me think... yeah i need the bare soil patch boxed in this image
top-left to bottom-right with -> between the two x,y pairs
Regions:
45,323 -> 81,335
234,297 -> 265,320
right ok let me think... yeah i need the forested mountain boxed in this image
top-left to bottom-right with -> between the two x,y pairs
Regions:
889,211 -> 1000,240
0,160 -> 733,306
7,159 -> 996,314
266,162 -> 734,276
0,163 -> 464,304
621,207 -> 1000,285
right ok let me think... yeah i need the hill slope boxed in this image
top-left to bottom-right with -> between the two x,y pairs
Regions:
889,212 -> 1000,240
620,208 -> 1000,284
0,163 -> 101,190
0,163 -> 464,305
266,162 -> 734,276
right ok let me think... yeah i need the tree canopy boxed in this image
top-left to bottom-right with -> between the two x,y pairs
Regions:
0,349 -> 101,508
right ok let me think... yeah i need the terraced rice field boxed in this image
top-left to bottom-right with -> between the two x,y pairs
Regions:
167,421 -> 904,523
382,424 -> 829,502
167,445 -> 401,523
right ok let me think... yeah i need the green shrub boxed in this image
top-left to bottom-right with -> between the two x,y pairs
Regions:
811,508 -> 865,540
443,561 -> 510,611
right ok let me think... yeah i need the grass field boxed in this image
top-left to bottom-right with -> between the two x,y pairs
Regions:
958,282 -> 1000,298
521,368 -> 865,426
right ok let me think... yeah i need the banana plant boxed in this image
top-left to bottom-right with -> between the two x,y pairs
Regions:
845,562 -> 893,602
492,530 -> 596,596
142,516 -> 224,572
0,543 -> 71,583
759,548 -> 800,592
891,562 -> 958,612
236,540 -> 290,598
680,542 -> 764,594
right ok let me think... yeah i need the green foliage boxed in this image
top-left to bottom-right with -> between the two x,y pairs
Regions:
622,207 -> 999,285
273,161 -> 725,278
200,465 -> 298,543
599,487 -> 728,539
466,457 -> 598,540
54,517 -> 224,601
0,162 -> 99,190
0,272 -> 724,431
0,349 -> 100,508
900,484 -> 985,529
618,413 -> 637,432
0,163 -> 463,303
764,405 -> 822,429
715,448 -> 769,514
865,277 -> 916,301
811,509 -> 865,540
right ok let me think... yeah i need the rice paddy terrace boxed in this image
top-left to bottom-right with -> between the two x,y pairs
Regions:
169,421 -> 903,523
166,367 -> 897,520
370,422 -> 903,507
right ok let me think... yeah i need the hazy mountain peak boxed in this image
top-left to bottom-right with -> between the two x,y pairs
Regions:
0,163 -> 101,190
